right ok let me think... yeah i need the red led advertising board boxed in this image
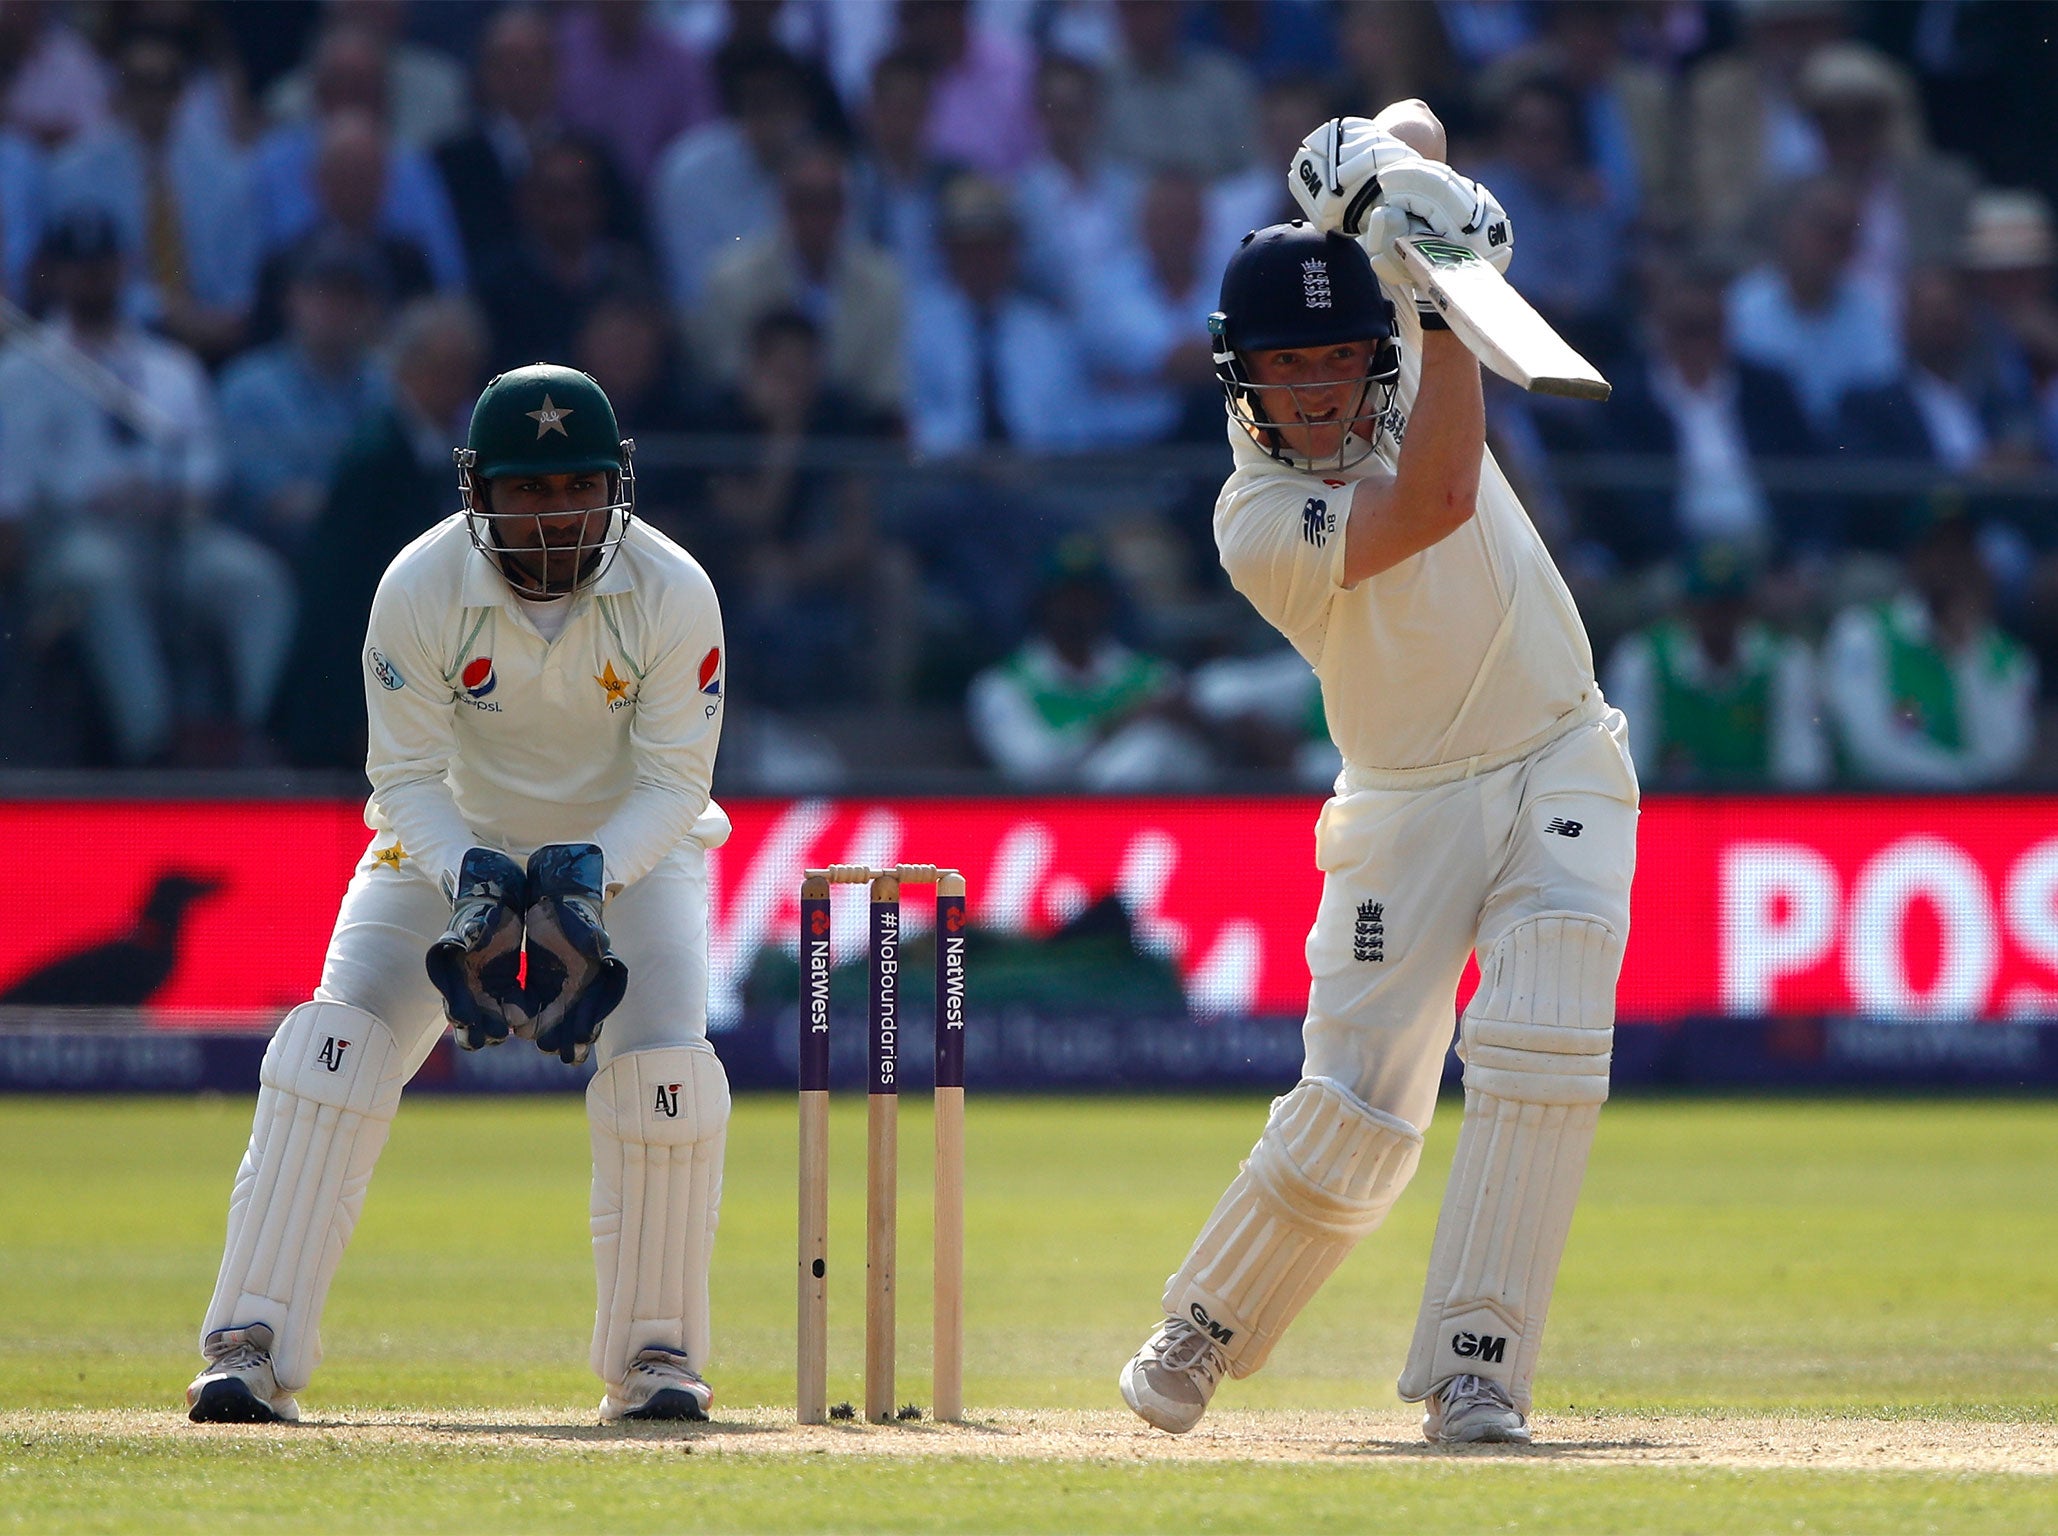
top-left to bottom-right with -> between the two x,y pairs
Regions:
0,796 -> 2053,1025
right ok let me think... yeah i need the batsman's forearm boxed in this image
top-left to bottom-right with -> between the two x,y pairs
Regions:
1343,334 -> 1483,582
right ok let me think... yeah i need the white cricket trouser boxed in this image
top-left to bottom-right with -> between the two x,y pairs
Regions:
1300,708 -> 1638,1131
199,836 -> 720,1392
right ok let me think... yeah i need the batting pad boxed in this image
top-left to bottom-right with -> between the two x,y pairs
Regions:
1399,913 -> 1620,1413
202,1002 -> 407,1391
588,1043 -> 730,1388
1165,1077 -> 1423,1378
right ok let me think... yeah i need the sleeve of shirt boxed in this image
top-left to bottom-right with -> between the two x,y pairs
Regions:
593,560 -> 728,892
966,665 -> 1079,783
1214,471 -> 1353,653
361,567 -> 476,895
1959,638 -> 2037,785
0,354 -> 49,520
1822,610 -> 1970,788
1601,634 -> 1658,781
1770,638 -> 1830,788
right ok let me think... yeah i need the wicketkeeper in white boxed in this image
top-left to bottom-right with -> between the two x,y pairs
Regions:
1120,103 -> 1638,1445
187,364 -> 733,1425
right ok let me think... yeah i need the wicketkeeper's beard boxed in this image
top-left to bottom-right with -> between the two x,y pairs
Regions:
489,511 -> 612,599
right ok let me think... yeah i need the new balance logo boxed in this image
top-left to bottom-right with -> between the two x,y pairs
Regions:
1301,497 -> 1332,548
315,1037 -> 350,1072
1451,1330 -> 1507,1363
1189,1303 -> 1234,1345
653,1084 -> 681,1118
1544,818 -> 1583,838
1353,899 -> 1385,963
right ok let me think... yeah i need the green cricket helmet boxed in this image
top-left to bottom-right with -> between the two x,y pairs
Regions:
455,363 -> 636,599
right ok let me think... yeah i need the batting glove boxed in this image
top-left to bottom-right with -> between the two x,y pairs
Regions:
521,842 -> 628,1066
1360,160 -> 1514,292
425,847 -> 528,1050
1288,116 -> 1421,240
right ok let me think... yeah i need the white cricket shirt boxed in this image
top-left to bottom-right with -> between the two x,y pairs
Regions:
361,514 -> 729,896
1214,305 -> 1599,778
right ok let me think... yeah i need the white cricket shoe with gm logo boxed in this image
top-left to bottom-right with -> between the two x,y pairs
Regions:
1119,1317 -> 1227,1434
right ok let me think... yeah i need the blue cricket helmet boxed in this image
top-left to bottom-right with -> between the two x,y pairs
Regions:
1209,221 -> 1399,470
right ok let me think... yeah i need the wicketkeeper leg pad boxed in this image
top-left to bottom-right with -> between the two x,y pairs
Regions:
588,1042 -> 730,1389
1399,913 -> 1620,1414
201,1001 -> 407,1392
1164,1076 -> 1423,1378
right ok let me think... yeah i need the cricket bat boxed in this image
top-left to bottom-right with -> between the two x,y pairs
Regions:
1395,235 -> 1612,401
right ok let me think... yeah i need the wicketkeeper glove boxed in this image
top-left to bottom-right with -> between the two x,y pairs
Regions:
521,842 -> 628,1066
425,847 -> 528,1050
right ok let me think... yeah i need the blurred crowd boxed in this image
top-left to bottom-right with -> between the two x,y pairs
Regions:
0,0 -> 2054,792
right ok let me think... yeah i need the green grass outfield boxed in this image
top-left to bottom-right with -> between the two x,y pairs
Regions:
3,1094 -> 2054,1533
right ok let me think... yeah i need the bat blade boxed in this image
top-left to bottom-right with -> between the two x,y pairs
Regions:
1395,235 -> 1612,401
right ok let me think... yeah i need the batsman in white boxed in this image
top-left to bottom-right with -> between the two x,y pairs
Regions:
1119,102 -> 1637,1445
186,364 -> 733,1425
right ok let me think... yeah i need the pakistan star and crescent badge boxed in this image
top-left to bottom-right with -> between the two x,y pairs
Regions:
527,394 -> 573,438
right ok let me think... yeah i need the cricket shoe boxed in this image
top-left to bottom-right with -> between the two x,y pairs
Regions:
1422,1373 -> 1530,1445
187,1323 -> 299,1424
1119,1317 -> 1227,1434
599,1347 -> 713,1422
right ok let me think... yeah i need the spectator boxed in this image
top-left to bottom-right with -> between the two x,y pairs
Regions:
849,48 -> 952,287
696,309 -> 911,707
1187,646 -> 1340,787
904,174 -> 1091,456
1204,73 -> 1330,277
1833,269 -> 2041,476
968,542 -> 1208,788
475,135 -> 652,373
1328,2 -> 1460,141
218,237 -> 390,558
0,0 -> 110,148
1188,0 -> 1337,85
0,121 -> 38,300
434,5 -> 569,280
0,209 -> 292,766
264,0 -> 466,150
698,143 -> 903,419
252,24 -> 467,290
46,32 -> 259,364
1016,53 -> 1140,313
1479,1 -> 1678,229
273,295 -> 486,769
570,286 -> 691,439
1794,42 -> 1976,288
1468,72 -> 1633,365
649,43 -> 812,312
250,109 -> 435,345
1102,0 -> 1259,181
1076,170 -> 1218,445
555,0 -> 715,196
1604,542 -> 1828,788
1822,502 -> 2036,786
895,0 -> 1038,178
1957,190 -> 2058,457
1593,268 -> 1818,567
1683,0 -> 1848,255
1727,178 -> 1900,433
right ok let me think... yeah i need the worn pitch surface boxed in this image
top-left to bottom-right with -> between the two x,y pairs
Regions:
13,1407 -> 2057,1476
